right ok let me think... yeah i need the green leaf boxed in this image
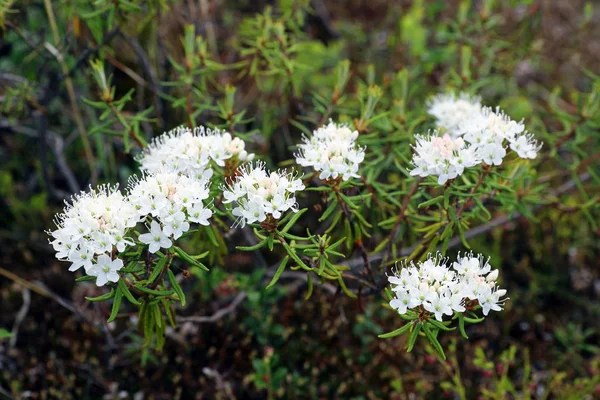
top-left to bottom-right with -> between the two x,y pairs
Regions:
85,289 -> 115,302
423,323 -> 446,360
167,269 -> 186,307
118,279 -> 140,306
107,287 -> 123,323
174,246 -> 209,271
135,286 -> 175,296
162,299 -> 177,328
418,195 -> 443,209
464,315 -> 485,323
458,313 -> 469,339
75,275 -> 97,282
280,208 -> 307,233
378,323 -> 412,338
305,273 -> 314,300
0,328 -> 14,339
236,238 -> 267,251
429,318 -> 455,332
406,322 -> 422,352
148,254 -> 169,285
266,256 -> 289,289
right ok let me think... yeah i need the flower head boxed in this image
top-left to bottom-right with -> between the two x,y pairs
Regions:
409,132 -> 479,185
427,92 -> 482,137
222,162 -> 304,227
136,125 -> 255,178
387,252 -> 507,321
295,121 -> 365,181
460,106 -> 541,162
128,171 -> 213,249
47,184 -> 139,284
413,96 -> 542,184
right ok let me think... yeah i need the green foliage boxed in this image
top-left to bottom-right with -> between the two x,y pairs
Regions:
2,0 -> 600,398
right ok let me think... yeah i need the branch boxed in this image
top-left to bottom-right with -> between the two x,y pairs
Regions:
178,291 -> 247,323
343,172 -> 592,277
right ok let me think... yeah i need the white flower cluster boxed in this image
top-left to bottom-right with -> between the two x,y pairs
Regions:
128,171 -> 213,252
222,162 -> 305,227
388,253 -> 507,321
136,125 -> 255,178
48,185 -> 140,286
295,121 -> 365,181
409,133 -> 479,185
427,92 -> 482,137
461,106 -> 541,161
413,94 -> 542,184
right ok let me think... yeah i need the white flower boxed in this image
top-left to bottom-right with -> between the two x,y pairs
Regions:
48,184 -> 140,279
390,290 -> 411,315
139,220 -> 172,253
409,132 -> 479,185
127,171 -> 212,239
427,92 -> 482,138
162,211 -> 190,240
387,252 -> 507,321
295,121 -> 365,181
136,126 -> 255,177
480,142 -> 506,166
222,162 -> 304,228
188,204 -> 213,226
478,287 -> 508,316
89,254 -> 123,287
423,292 -> 453,321
509,133 -> 541,159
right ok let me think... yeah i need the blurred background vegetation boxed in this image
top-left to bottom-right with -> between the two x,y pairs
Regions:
1,0 -> 600,398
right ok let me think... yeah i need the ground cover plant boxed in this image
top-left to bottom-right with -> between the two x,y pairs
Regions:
1,0 -> 599,398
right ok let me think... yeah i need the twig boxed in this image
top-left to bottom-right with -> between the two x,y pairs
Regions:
342,172 -> 593,278
178,291 -> 247,323
42,1 -> 97,184
1,119 -> 80,194
66,28 -> 121,78
9,289 -> 30,348
0,267 -> 97,326
382,178 -> 421,262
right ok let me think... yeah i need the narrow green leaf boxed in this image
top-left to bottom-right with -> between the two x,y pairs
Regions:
107,288 -> 123,323
75,275 -> 96,282
280,208 -> 307,233
266,256 -> 289,289
423,323 -> 446,360
135,286 -> 175,296
305,273 -> 314,300
174,246 -> 209,271
167,269 -> 186,306
429,318 -> 455,332
418,195 -> 443,209
85,289 -> 115,302
148,254 -> 169,285
118,279 -> 140,306
406,322 -> 422,352
162,299 -> 177,328
378,323 -> 412,338
458,313 -> 469,339
236,238 -> 267,251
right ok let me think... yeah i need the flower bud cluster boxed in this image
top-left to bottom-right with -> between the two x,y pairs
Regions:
295,121 -> 365,181
388,253 -> 507,321
48,185 -> 140,286
136,126 -> 255,178
222,162 -> 305,228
